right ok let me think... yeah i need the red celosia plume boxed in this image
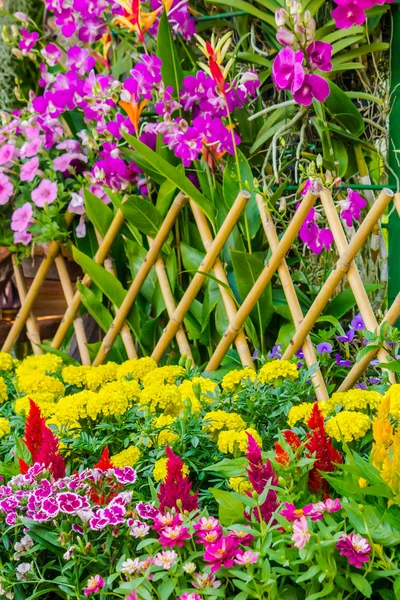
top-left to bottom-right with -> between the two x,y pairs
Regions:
306,403 -> 342,494
94,446 -> 113,471
24,398 -> 45,461
157,446 -> 199,513
274,430 -> 302,466
246,434 -> 279,523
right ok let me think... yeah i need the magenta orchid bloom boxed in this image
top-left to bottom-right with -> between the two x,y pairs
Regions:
272,47 -> 305,92
340,189 -> 367,227
306,41 -> 333,71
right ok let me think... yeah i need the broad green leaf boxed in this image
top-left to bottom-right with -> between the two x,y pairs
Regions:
332,137 -> 348,178
303,0 -> 325,16
330,62 -> 365,72
324,284 -> 380,319
125,239 -> 157,302
233,51 -> 271,68
331,35 -> 365,55
73,247 -> 127,307
84,188 -> 114,238
346,91 -> 384,105
156,12 -> 184,98
378,360 -> 400,372
156,179 -> 177,217
350,574 -> 372,598
121,146 -> 165,185
324,81 -> 365,137
122,196 -> 163,237
14,435 -> 31,464
77,282 -> 113,333
36,344 -> 80,366
333,42 -> 389,64
157,578 -> 176,600
251,115 -> 294,154
209,488 -> 245,526
223,149 -> 260,238
205,0 -> 276,26
276,321 -> 296,347
204,457 -> 248,477
123,133 -> 215,220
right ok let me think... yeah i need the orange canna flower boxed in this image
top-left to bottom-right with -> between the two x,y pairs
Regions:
119,98 -> 147,133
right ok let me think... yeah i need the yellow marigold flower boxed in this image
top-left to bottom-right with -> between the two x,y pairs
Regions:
153,414 -> 176,428
329,389 -> 383,412
140,383 -> 183,416
385,384 -> 400,420
153,414 -> 178,445
116,357 -> 157,381
203,410 -> 247,435
0,417 -> 10,437
221,368 -> 256,392
52,390 -> 94,423
111,446 -> 141,468
14,393 -> 56,416
217,428 -> 261,454
153,457 -> 189,482
86,363 -> 118,391
178,377 -> 218,411
359,477 -> 368,488
119,379 -> 141,403
325,411 -> 371,443
86,382 -> 129,420
229,476 -> 252,493
61,365 -> 91,387
287,403 -> 314,427
0,352 -> 13,371
16,353 -> 63,377
258,360 -> 299,385
18,372 -> 65,400
142,365 -> 185,388
0,377 -> 7,403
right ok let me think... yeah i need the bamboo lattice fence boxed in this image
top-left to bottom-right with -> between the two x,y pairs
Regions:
2,187 -> 400,401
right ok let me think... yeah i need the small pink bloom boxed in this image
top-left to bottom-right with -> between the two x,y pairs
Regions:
336,533 -> 371,568
31,179 -> 57,208
291,516 -> 310,549
0,143 -> 18,165
178,594 -> 202,600
68,191 -> 85,215
20,156 -> 39,182
332,3 -> 366,29
340,189 -> 367,227
21,138 -> 42,159
14,231 -> 32,245
234,550 -> 259,565
11,202 -> 32,232
18,29 -> 39,54
158,524 -> 191,548
0,172 -> 13,205
83,574 -> 105,596
153,550 -> 178,570
192,572 -> 221,589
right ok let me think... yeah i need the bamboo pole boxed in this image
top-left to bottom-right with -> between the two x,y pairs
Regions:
205,190 -> 319,372
2,212 -> 74,352
148,236 -> 193,361
190,201 -> 254,369
151,191 -> 250,364
93,192 -> 189,366
256,194 -> 328,400
338,292 -> 400,391
319,189 -> 396,384
94,231 -> 137,360
51,201 -> 128,350
282,188 -> 394,360
54,255 -> 91,365
11,255 -> 42,355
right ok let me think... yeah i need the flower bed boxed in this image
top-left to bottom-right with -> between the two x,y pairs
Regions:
0,351 -> 398,598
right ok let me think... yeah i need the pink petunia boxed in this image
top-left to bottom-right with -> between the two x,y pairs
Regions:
14,231 -> 32,245
11,203 -> 33,232
0,143 -> 18,166
31,179 -> 58,207
20,156 -> 39,182
0,172 -> 14,205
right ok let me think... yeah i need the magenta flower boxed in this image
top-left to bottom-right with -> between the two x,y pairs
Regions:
281,502 -> 305,522
18,29 -> 39,54
178,594 -> 202,600
31,179 -> 58,207
332,2 -> 366,28
300,220 -> 334,254
11,203 -> 32,232
340,189 -> 367,227
20,156 -> 39,182
41,43 -> 61,66
67,46 -> 96,76
203,535 -> 241,572
291,516 -> 310,549
234,550 -> 259,565
14,231 -> 32,245
293,74 -> 330,106
307,41 -> 333,71
336,533 -> 371,568
158,525 -> 191,548
83,574 -> 105,596
0,172 -> 14,205
272,47 -> 305,92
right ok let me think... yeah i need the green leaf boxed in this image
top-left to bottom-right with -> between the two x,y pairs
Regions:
324,81 -> 365,136
324,284 -> 380,319
230,249 -> 273,330
14,435 -> 31,464
209,488 -> 245,526
84,188 -> 114,238
122,196 -> 163,237
276,321 -> 296,347
223,149 -> 260,238
73,247 -> 126,307
303,0 -> 325,16
204,457 -> 248,477
123,133 -> 215,220
350,573 -> 372,598
36,344 -> 80,366
333,42 -> 389,64
378,360 -> 400,372
157,578 -> 176,600
205,0 -> 276,26
156,11 -> 184,98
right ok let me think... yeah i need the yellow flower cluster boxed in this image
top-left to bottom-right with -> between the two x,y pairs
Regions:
178,377 -> 218,412
217,428 -> 262,454
0,417 -> 10,437
62,365 -> 91,387
325,411 -> 371,442
153,456 -> 189,482
372,397 -> 400,497
17,371 -> 65,400
221,368 -> 256,392
328,389 -> 383,412
258,360 -> 299,384
0,352 -> 13,371
142,365 -> 185,387
111,446 -> 141,467
0,377 -> 7,403
15,394 -> 57,418
229,476 -> 252,493
287,403 -> 314,427
384,384 -> 400,420
140,383 -> 183,416
203,410 -> 247,435
86,363 -> 118,391
153,415 -> 178,445
116,357 -> 157,381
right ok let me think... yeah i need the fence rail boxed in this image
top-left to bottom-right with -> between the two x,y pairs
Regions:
2,187 -> 400,401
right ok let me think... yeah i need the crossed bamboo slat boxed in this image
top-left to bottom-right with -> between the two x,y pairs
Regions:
255,194 -> 328,400
11,255 -> 42,355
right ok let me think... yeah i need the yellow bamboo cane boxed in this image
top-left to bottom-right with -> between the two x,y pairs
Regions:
54,255 -> 91,365
51,201 -> 128,350
151,191 -> 250,364
205,190 -> 319,372
11,255 -> 42,355
256,194 -> 328,400
2,212 -> 74,352
338,292 -> 400,391
319,188 -> 396,384
282,188 -> 394,360
190,201 -> 254,369
93,192 -> 189,366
